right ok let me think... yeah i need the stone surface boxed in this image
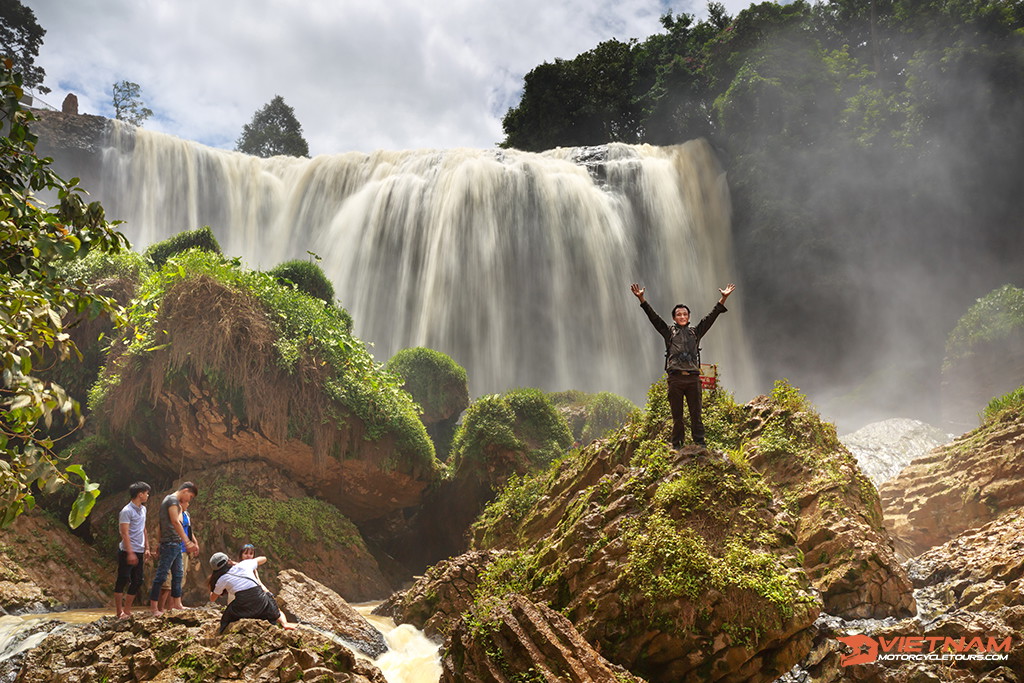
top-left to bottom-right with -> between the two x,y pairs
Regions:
784,511 -> 1024,682
840,418 -> 951,487
374,550 -> 500,639
880,405 -> 1024,557
0,511 -> 110,614
742,397 -> 916,620
275,569 -> 388,658
10,607 -> 387,683
441,594 -> 645,682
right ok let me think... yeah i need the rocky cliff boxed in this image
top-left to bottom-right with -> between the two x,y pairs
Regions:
378,381 -> 914,681
880,396 -> 1024,557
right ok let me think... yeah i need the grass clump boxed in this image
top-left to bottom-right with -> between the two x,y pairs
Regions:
268,259 -> 336,306
982,385 -> 1024,421
386,347 -> 469,421
449,388 -> 572,473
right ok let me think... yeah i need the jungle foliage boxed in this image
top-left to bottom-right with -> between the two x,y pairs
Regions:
503,0 -> 1024,409
0,62 -> 128,528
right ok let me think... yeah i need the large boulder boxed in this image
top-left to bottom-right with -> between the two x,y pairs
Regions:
90,260 -> 439,524
880,396 -> 1024,557
275,569 -> 388,658
12,608 -> 387,682
397,433 -> 821,681
739,389 -> 916,619
442,594 -> 645,682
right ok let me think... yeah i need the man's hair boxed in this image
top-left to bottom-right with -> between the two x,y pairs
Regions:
672,304 -> 690,318
129,481 -> 151,498
179,481 -> 199,496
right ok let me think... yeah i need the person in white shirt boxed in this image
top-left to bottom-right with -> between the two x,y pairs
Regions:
114,481 -> 151,618
208,551 -> 293,633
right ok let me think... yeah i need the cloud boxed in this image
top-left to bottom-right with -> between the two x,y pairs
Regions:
28,0 -> 751,154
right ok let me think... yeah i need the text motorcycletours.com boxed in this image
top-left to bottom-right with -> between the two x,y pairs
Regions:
837,635 -> 1013,666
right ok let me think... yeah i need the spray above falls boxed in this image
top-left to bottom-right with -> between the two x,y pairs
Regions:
90,124 -> 754,403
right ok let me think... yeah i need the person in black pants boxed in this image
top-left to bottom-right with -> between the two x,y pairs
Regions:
631,282 -> 735,447
114,481 -> 151,618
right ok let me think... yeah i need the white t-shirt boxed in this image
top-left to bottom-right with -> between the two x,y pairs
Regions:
118,501 -> 146,553
214,558 -> 262,598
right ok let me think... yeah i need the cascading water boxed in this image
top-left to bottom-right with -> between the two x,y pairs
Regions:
89,124 -> 754,402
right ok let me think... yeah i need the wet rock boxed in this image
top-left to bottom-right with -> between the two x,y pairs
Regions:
275,569 -> 388,657
880,405 -> 1024,557
11,608 -> 387,682
374,550 -> 499,639
0,511 -> 110,613
840,418 -> 951,487
441,594 -> 644,682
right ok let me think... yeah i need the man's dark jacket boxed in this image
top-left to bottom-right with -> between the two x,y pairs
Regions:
639,301 -> 727,373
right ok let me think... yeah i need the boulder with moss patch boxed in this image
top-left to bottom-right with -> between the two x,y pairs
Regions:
88,251 -> 439,523
386,347 -> 469,459
548,389 -> 637,445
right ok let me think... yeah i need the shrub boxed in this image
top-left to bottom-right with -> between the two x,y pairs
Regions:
945,284 -> 1024,368
386,347 -> 469,421
143,226 -> 221,269
268,259 -> 336,305
983,385 -> 1024,421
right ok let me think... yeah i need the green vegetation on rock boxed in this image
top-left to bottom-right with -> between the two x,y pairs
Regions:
204,483 -> 363,559
984,385 -> 1024,421
449,388 -> 572,475
268,259 -> 337,307
386,347 -> 469,421
89,249 -> 434,469
945,284 -> 1024,368
143,226 -> 221,269
548,390 -> 637,444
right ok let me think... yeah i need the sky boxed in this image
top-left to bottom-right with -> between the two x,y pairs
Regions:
27,0 -> 755,155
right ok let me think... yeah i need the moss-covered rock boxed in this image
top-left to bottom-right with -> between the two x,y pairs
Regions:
941,284 -> 1024,426
142,225 -> 221,269
88,250 -> 438,523
268,258 -> 337,307
548,389 -> 637,445
386,347 -> 469,459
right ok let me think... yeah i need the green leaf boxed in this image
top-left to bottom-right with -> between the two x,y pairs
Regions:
68,487 -> 100,529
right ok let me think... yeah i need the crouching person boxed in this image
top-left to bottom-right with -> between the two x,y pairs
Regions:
208,551 -> 293,633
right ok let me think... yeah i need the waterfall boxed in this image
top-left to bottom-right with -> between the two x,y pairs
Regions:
89,124 -> 754,403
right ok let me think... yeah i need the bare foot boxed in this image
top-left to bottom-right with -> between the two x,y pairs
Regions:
117,611 -> 129,619
282,623 -> 296,630
150,610 -> 164,617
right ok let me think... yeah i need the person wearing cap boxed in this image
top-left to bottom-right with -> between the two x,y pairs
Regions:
208,551 -> 293,633
149,481 -> 199,616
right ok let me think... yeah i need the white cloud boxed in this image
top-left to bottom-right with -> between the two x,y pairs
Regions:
28,0 -> 754,154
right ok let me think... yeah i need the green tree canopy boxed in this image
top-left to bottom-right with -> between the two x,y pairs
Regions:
0,0 -> 46,94
112,80 -> 153,126
1,62 -> 129,528
235,95 -> 310,158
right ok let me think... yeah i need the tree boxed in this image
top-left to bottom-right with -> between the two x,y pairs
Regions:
235,95 -> 310,158
0,0 -> 47,93
1,60 -> 129,528
112,80 -> 153,126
